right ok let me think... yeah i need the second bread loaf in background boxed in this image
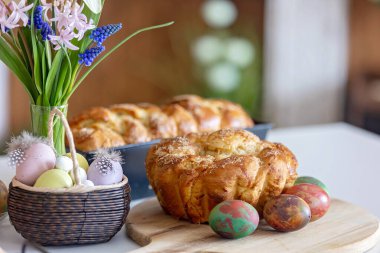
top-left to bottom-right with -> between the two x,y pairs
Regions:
69,95 -> 254,152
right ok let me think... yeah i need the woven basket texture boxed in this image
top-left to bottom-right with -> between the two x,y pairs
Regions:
8,182 -> 131,246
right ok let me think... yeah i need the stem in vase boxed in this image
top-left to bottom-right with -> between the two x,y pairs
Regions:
30,104 -> 68,155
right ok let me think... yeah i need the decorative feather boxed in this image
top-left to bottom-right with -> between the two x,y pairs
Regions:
93,149 -> 123,175
6,132 -> 53,169
93,149 -> 123,163
6,131 -> 51,154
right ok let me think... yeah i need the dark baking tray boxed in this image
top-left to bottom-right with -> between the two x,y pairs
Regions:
82,122 -> 272,200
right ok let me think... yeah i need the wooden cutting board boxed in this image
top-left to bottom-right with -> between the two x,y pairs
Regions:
126,198 -> 380,253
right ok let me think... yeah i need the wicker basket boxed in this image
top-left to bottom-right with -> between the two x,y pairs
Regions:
7,109 -> 131,246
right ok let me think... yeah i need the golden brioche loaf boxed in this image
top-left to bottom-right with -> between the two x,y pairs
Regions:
69,95 -> 254,151
146,129 -> 298,223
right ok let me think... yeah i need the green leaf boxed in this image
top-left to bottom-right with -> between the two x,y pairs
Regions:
21,27 -> 34,69
44,50 -> 63,106
50,62 -> 61,105
53,62 -> 69,104
58,48 -> 73,103
51,47 -> 72,105
0,36 -> 36,102
45,40 -> 52,69
38,41 -> 45,78
31,6 -> 42,96
2,33 -> 27,68
9,30 -> 23,54
37,94 -> 43,105
17,32 -> 32,73
83,0 -> 103,14
68,21 -> 175,100
42,49 -> 47,85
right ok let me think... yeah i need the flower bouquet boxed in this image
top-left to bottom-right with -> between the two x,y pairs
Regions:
0,0 -> 173,154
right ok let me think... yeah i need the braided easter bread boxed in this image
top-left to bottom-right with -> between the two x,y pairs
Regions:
69,95 -> 254,151
146,129 -> 298,223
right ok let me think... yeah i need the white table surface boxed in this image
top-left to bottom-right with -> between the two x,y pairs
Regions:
1,122 -> 380,253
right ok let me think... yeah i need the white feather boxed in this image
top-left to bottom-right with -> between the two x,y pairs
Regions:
93,149 -> 123,163
6,131 -> 52,154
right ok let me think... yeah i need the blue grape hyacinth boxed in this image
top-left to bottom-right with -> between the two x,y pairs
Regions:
33,6 -> 44,29
33,6 -> 54,41
90,24 -> 122,45
41,23 -> 54,41
79,45 -> 106,66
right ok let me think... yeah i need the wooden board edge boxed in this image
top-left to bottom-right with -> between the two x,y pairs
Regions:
126,219 -> 152,247
332,219 -> 380,253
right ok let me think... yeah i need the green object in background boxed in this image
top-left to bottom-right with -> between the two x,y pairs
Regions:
192,0 -> 263,119
193,32 -> 262,118
370,0 -> 380,5
295,176 -> 330,196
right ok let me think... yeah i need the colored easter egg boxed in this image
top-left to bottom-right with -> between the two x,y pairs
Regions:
295,176 -> 329,195
285,183 -> 330,221
87,157 -> 123,186
263,194 -> 311,232
13,143 -> 56,186
55,156 -> 73,172
66,153 -> 89,171
208,200 -> 259,239
70,167 -> 87,184
0,180 -> 8,218
82,180 -> 95,187
34,169 -> 73,188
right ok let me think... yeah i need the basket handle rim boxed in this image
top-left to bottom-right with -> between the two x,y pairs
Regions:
48,108 -> 82,185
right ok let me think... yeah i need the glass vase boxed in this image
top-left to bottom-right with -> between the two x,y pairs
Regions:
30,104 -> 68,155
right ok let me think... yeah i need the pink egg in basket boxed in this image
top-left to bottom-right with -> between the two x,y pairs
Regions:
8,132 -> 56,186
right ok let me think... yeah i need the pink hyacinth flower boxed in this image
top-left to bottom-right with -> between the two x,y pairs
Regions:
70,3 -> 95,40
8,0 -> 33,26
50,4 -> 71,30
49,28 -> 79,50
0,2 -> 18,33
40,0 -> 52,21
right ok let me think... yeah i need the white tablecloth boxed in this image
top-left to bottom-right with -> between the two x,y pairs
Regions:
1,122 -> 379,253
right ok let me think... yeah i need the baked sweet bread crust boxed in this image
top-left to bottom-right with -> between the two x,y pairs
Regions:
161,104 -> 198,136
70,123 -> 126,151
169,95 -> 254,130
168,95 -> 221,132
70,95 -> 254,151
146,129 -> 298,223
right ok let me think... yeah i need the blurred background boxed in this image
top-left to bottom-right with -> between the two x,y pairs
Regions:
1,0 -> 380,148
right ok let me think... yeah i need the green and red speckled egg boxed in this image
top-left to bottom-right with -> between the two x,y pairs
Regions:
295,176 -> 329,196
285,183 -> 330,221
208,200 -> 259,239
264,194 -> 311,232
